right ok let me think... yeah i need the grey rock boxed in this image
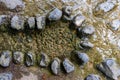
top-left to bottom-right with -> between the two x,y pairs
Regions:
13,51 -> 24,64
77,26 -> 95,38
63,58 -> 75,73
72,14 -> 85,27
110,19 -> 120,30
62,6 -> 72,16
36,16 -> 46,30
28,17 -> 35,29
11,15 -> 25,30
85,74 -> 101,80
25,52 -> 35,67
75,51 -> 89,65
97,59 -> 120,80
38,52 -> 50,67
0,51 -> 12,67
51,58 -> 61,75
95,0 -> 116,13
0,72 -> 13,80
48,8 -> 62,21
0,15 -> 7,25
0,0 -> 25,10
79,40 -> 94,49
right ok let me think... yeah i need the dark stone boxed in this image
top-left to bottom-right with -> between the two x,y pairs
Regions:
63,58 -> 75,73
51,58 -> 61,75
0,51 -> 12,67
85,74 -> 101,80
97,59 -> 120,80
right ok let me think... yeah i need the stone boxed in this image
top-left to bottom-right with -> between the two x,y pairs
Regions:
0,51 -> 12,67
72,14 -> 85,27
25,52 -> 35,67
85,74 -> 101,80
36,16 -> 46,30
13,51 -> 24,64
0,0 -> 25,10
0,15 -> 7,25
79,40 -> 94,49
95,0 -> 116,13
51,58 -> 61,75
110,19 -> 120,30
48,8 -> 62,21
97,59 -> 120,80
75,51 -> 89,65
77,26 -> 95,38
27,17 -> 35,29
11,15 -> 25,30
38,52 -> 50,67
0,72 -> 13,80
63,58 -> 75,73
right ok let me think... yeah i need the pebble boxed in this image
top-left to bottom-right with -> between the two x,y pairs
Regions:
36,16 -> 46,30
51,58 -> 61,75
85,74 -> 101,80
63,58 -> 75,73
25,52 -> 35,67
48,8 -> 62,21
13,51 -> 24,64
0,0 -> 25,10
38,52 -> 50,67
97,59 -> 120,80
0,15 -> 7,25
27,17 -> 35,29
110,19 -> 120,30
11,15 -> 25,30
0,72 -> 13,80
0,51 -> 12,67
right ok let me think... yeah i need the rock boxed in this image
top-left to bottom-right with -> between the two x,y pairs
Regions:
51,58 -> 61,75
75,51 -> 89,65
77,26 -> 95,38
0,15 -> 7,25
0,0 -> 25,10
110,19 -> 120,30
13,51 -> 24,64
48,8 -> 62,21
36,16 -> 46,30
79,40 -> 94,49
97,59 -> 120,80
38,52 -> 50,67
96,0 -> 116,12
11,15 -> 25,30
25,52 -> 35,67
85,74 -> 101,80
63,58 -> 75,73
0,72 -> 13,80
27,17 -> 35,29
0,51 -> 12,67
72,14 -> 85,28
62,6 -> 72,16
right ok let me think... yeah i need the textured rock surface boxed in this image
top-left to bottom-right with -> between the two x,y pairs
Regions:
0,72 -> 13,80
85,74 -> 101,80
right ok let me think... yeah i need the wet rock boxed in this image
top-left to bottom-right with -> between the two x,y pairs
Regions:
36,16 -> 46,30
27,17 -> 35,29
79,40 -> 94,49
75,51 -> 89,65
38,52 -> 50,67
51,58 -> 61,75
77,26 -> 95,38
0,51 -> 12,67
13,51 -> 24,64
0,15 -> 7,25
85,74 -> 101,80
97,59 -> 120,80
72,14 -> 85,28
110,19 -> 120,30
0,72 -> 13,80
0,0 -> 25,10
48,8 -> 62,21
11,15 -> 25,30
63,58 -> 75,73
25,52 -> 35,67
